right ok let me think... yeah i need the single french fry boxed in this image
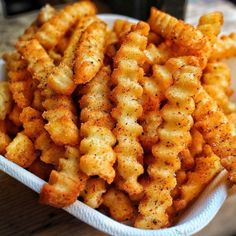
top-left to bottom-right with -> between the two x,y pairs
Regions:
79,66 -> 116,183
103,188 -> 134,222
111,22 -> 149,195
81,178 -> 106,208
74,20 -> 107,85
6,132 -> 36,168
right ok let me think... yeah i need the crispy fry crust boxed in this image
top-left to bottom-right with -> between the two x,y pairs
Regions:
48,16 -> 97,95
202,62 -> 236,114
81,178 -> 106,208
8,104 -> 22,127
79,66 -> 116,183
40,146 -> 87,208
74,20 -> 107,84
135,57 -> 202,229
111,22 -> 149,195
197,12 -> 223,45
0,82 -> 12,120
139,76 -> 162,151
210,33 -> 236,61
194,87 -> 236,182
35,1 -> 96,49
174,145 -> 222,211
6,132 -> 36,168
144,42 -> 174,66
19,107 -> 45,139
103,188 -> 134,222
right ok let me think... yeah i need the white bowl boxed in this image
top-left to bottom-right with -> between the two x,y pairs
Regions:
0,14 -> 233,236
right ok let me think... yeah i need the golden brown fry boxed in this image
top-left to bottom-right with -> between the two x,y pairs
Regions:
6,132 -> 36,168
74,20 -> 107,85
79,66 -> 116,183
35,1 -> 96,49
48,16 -> 97,95
194,86 -> 236,183
0,82 -> 12,120
103,188 -> 134,222
147,31 -> 162,45
111,22 -> 149,195
148,7 -> 211,68
210,33 -> 236,61
174,145 -> 222,211
19,107 -> 45,140
135,57 -> 202,229
40,146 -> 87,208
202,62 -> 236,114
81,178 -> 106,208
197,12 -> 223,45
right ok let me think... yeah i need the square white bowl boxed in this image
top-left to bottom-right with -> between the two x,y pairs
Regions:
0,13 -> 234,236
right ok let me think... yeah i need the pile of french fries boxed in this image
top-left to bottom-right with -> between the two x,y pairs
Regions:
1,0 -> 236,229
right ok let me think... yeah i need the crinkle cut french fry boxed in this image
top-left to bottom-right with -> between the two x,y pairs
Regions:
202,62 -> 236,114
0,82 -> 12,120
74,20 -> 107,85
79,66 -> 116,184
174,145 -> 222,212
103,188 -> 134,222
113,19 -> 133,43
210,33 -> 236,61
81,178 -> 106,208
17,39 -> 54,97
40,146 -> 87,208
135,57 -> 202,229
48,16 -> 97,95
6,132 -> 36,168
148,7 -> 211,68
189,127 -> 205,158
35,1 -> 96,49
111,22 -> 149,195
194,86 -> 236,183
197,12 -> 223,45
